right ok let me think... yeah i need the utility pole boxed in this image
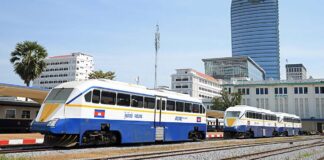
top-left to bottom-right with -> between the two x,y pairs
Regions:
154,24 -> 160,89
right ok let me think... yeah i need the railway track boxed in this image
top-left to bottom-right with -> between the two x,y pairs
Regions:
1,136 -> 323,159
90,137 -> 324,160
222,140 -> 324,160
0,145 -> 53,154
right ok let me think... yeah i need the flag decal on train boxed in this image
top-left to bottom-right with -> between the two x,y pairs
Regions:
94,109 -> 105,118
197,117 -> 201,122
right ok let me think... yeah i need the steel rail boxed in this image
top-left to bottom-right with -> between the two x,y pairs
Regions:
90,137 -> 324,160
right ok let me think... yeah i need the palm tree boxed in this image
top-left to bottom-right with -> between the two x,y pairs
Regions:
10,41 -> 48,87
89,70 -> 116,80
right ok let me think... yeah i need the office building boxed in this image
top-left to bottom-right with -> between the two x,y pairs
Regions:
202,56 -> 265,81
286,64 -> 307,80
171,69 -> 222,109
231,0 -> 280,80
33,53 -> 94,89
223,79 -> 324,132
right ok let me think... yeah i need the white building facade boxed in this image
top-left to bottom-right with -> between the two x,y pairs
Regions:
171,69 -> 222,109
286,64 -> 307,80
223,79 -> 324,132
33,53 -> 94,89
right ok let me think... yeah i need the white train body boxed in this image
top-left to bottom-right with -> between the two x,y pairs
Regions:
31,79 -> 206,146
224,105 -> 301,138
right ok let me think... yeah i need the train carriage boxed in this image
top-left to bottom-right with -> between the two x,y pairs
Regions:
31,79 -> 206,147
224,105 -> 278,138
277,113 -> 301,136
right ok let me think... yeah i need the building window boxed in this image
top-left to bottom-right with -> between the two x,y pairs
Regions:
275,88 -> 278,94
260,88 -> 264,94
246,88 -> 250,95
5,109 -> 16,119
315,87 -> 319,94
21,110 -> 31,119
256,88 -> 259,95
294,87 -> 298,94
304,87 -> 308,94
299,87 -> 303,94
284,88 -> 287,94
279,88 -> 283,94
264,88 -> 268,95
321,87 -> 324,94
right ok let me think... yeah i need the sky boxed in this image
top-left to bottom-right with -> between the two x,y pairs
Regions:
1,0 -> 324,88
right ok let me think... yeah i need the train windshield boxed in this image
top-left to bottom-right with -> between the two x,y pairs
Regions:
45,88 -> 74,103
225,111 -> 240,118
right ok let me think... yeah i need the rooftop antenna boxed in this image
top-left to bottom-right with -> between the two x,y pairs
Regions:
135,76 -> 140,85
154,24 -> 160,89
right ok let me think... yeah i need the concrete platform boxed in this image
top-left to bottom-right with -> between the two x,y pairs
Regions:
0,132 -> 223,146
0,133 -> 44,146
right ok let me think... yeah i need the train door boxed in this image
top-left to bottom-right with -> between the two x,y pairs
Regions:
262,114 -> 266,137
154,96 -> 166,141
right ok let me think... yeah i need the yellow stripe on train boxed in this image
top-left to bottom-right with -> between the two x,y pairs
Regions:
65,104 -> 206,117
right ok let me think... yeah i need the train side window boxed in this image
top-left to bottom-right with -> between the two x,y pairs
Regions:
101,91 -> 116,105
176,102 -> 184,112
5,109 -> 16,119
199,105 -> 204,114
192,104 -> 199,113
162,100 -> 166,110
92,90 -> 101,103
117,93 -> 130,106
21,110 -> 31,119
184,103 -> 192,113
144,97 -> 155,109
166,100 -> 175,111
84,91 -> 92,102
131,95 -> 144,108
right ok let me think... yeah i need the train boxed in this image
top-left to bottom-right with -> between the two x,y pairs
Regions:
0,100 -> 40,133
223,105 -> 301,138
31,79 -> 207,147
207,118 -> 224,132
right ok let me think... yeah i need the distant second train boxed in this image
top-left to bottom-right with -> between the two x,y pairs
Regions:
223,105 -> 302,138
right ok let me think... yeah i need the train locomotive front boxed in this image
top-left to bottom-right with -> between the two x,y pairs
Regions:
31,80 -> 207,147
31,87 -> 82,147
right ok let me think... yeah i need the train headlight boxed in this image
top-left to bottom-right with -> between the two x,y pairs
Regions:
47,118 -> 59,127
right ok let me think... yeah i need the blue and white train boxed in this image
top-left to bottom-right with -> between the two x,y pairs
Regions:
223,105 -> 301,138
31,79 -> 207,147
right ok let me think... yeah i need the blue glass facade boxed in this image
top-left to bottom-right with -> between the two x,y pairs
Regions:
231,0 -> 280,80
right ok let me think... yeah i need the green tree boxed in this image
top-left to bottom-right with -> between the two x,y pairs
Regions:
211,89 -> 242,111
89,70 -> 116,80
10,41 -> 48,87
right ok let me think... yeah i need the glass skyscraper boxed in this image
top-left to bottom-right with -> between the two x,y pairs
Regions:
231,0 -> 280,80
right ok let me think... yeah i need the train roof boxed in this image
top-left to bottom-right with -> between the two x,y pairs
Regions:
276,112 -> 300,119
55,79 -> 202,103
226,105 -> 275,115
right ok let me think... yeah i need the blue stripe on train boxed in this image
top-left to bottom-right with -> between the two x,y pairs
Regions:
224,125 -> 300,137
31,118 -> 206,144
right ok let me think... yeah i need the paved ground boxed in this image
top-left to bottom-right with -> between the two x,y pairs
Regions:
0,133 -> 43,140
